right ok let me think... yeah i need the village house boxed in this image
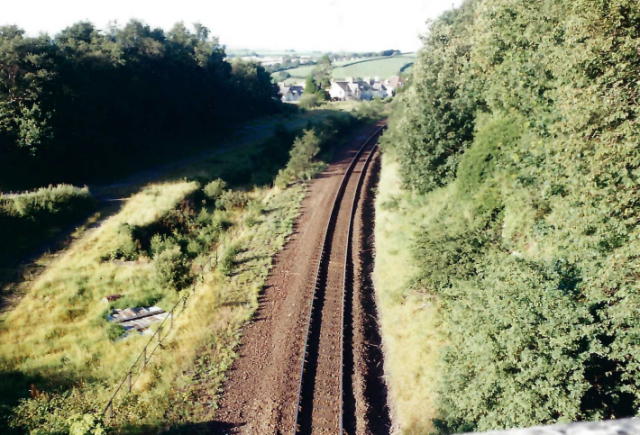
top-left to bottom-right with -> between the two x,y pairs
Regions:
278,82 -> 305,103
328,77 -> 390,101
384,76 -> 405,96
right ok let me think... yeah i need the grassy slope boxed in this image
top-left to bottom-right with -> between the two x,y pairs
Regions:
282,54 -> 415,85
332,54 -> 415,79
374,154 -> 442,435
1,108 -> 369,433
1,178 -> 306,434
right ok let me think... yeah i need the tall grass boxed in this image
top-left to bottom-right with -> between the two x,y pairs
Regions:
373,154 -> 444,434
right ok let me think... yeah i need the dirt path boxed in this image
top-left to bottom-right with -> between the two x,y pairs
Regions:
210,121 -> 387,435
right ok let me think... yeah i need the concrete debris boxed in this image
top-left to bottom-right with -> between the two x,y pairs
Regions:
108,306 -> 168,337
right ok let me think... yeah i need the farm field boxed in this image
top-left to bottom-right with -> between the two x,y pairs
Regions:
282,54 -> 415,85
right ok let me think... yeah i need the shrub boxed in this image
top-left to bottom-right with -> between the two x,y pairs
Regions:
154,246 -> 193,291
219,244 -> 239,277
149,234 -> 179,258
102,223 -> 139,261
69,414 -> 106,435
276,129 -> 322,187
216,190 -> 249,211
383,0 -> 640,430
203,179 -> 227,201
353,97 -> 386,121
6,184 -> 95,221
0,184 -> 97,265
299,93 -> 323,110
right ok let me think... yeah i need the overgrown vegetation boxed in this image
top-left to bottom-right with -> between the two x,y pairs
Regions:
0,21 -> 282,190
382,0 -> 640,431
374,155 -> 442,435
0,109 -> 369,434
0,184 -> 96,266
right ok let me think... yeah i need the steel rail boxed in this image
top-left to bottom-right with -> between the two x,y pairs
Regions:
292,123 -> 386,435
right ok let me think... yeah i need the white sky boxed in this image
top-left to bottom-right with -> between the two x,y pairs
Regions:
4,0 -> 463,52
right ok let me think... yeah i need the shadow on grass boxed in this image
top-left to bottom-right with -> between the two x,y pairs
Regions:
117,420 -> 240,435
0,368 -> 93,435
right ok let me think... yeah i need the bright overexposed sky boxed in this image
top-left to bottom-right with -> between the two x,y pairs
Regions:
4,0 -> 464,52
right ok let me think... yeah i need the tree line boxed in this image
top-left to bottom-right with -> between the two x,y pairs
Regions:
384,0 -> 640,431
0,21 -> 282,190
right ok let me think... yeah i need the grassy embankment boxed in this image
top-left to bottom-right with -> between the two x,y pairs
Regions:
374,154 -> 443,435
0,109 -> 338,289
0,110 -> 373,434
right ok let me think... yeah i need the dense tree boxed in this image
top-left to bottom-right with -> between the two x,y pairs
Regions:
313,54 -> 332,90
0,21 -> 282,190
384,0 -> 640,431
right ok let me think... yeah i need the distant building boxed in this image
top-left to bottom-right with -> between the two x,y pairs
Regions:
384,76 -> 405,96
328,77 -> 389,101
278,82 -> 305,102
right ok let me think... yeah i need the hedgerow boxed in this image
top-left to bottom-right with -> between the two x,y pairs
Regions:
0,184 -> 96,266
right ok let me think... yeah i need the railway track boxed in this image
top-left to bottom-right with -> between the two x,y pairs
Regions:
292,124 -> 385,435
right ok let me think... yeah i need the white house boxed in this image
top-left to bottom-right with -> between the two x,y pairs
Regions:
384,76 -> 405,96
278,83 -> 305,102
329,77 -> 389,101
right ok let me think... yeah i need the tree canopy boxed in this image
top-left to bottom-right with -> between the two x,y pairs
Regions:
383,0 -> 640,430
0,20 -> 282,189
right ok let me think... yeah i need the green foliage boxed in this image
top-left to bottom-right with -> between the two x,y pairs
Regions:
105,322 -> 126,341
276,129 -> 322,187
305,75 -> 319,95
0,184 -> 96,266
149,233 -> 179,258
101,223 -> 140,261
299,92 -> 324,110
203,178 -> 227,201
154,245 -> 193,291
383,0 -> 640,430
383,1 -> 479,193
0,21 -> 283,190
216,190 -> 249,211
69,414 -> 106,435
313,55 -> 333,90
352,97 -> 386,122
219,244 -> 239,277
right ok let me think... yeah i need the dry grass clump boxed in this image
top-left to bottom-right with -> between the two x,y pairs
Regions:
373,154 -> 444,434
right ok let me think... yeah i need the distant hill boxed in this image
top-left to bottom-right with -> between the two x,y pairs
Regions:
281,53 -> 415,85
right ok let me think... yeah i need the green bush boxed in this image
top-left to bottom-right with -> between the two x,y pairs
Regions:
353,97 -> 385,121
203,179 -> 227,201
2,184 -> 95,220
275,129 -> 322,187
102,223 -> 140,261
0,184 -> 96,266
299,93 -> 323,110
219,244 -> 239,277
69,414 -> 106,435
149,234 -> 179,258
154,246 -> 193,291
216,190 -> 248,211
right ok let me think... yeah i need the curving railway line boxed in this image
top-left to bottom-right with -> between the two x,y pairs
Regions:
292,124 -> 385,435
